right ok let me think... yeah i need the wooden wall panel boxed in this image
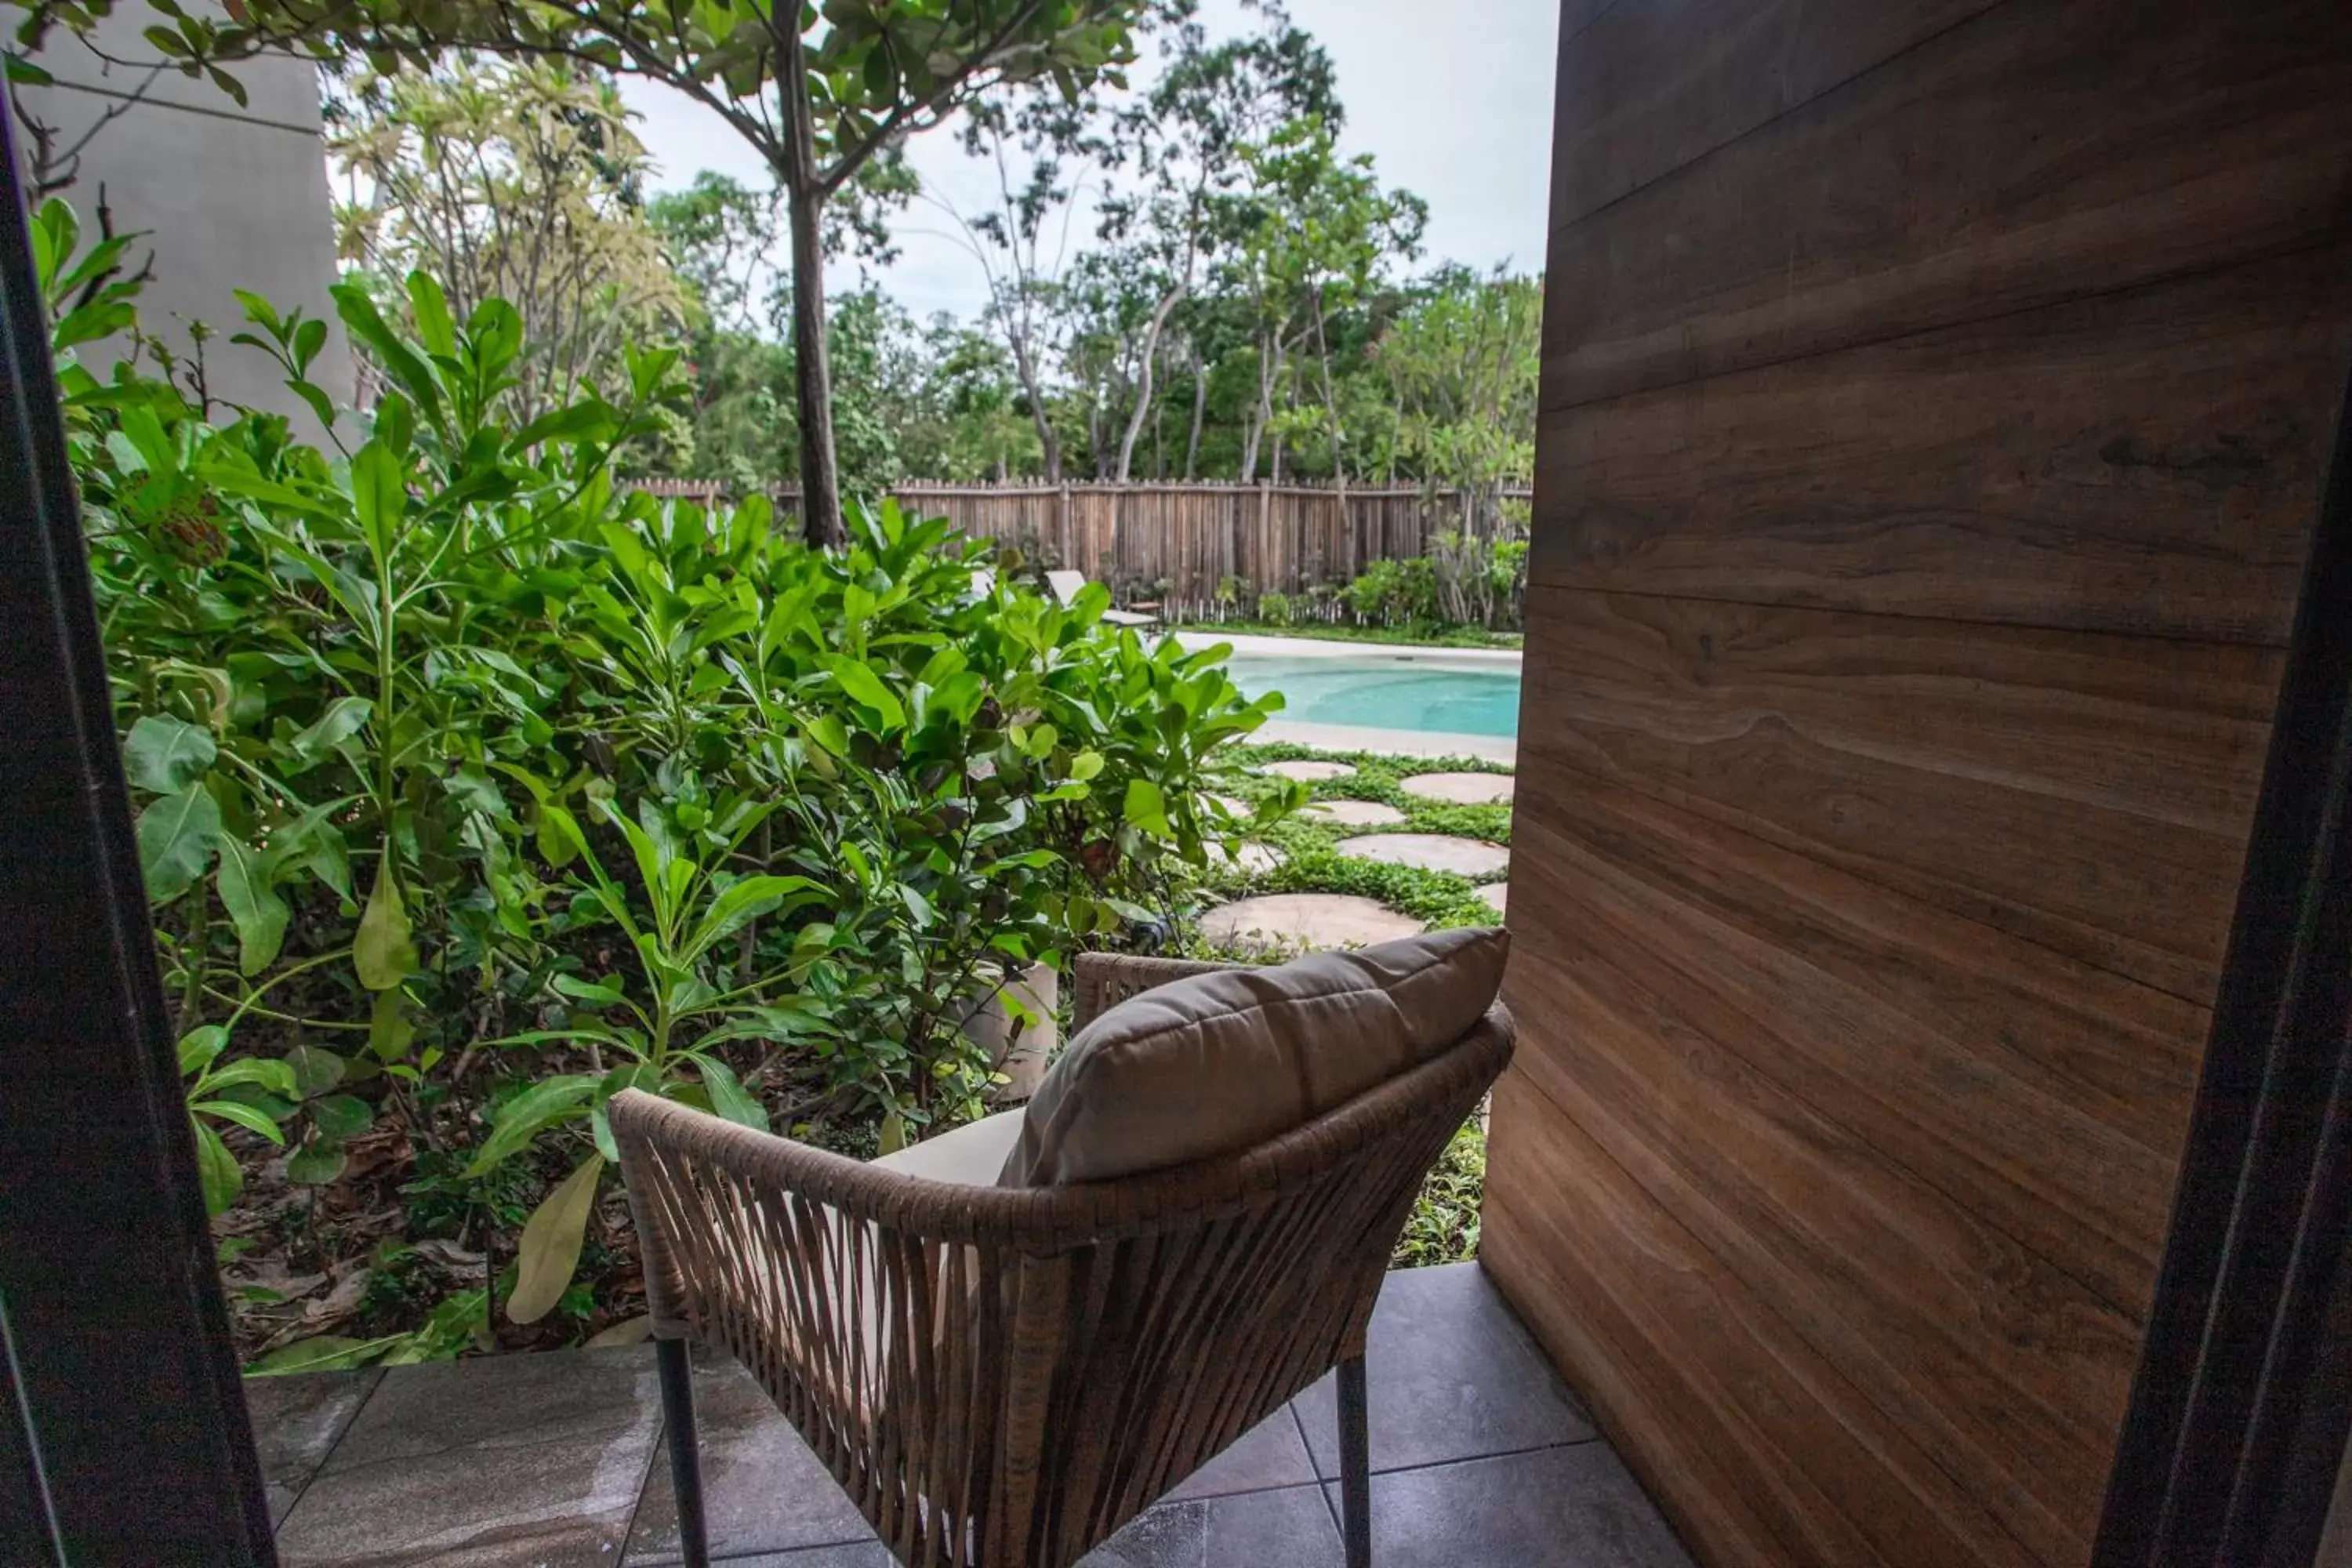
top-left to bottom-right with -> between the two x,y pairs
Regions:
1533,243 -> 2352,642
1549,0 -> 1998,229
1490,2 -> 2352,1564
1544,0 -> 2352,408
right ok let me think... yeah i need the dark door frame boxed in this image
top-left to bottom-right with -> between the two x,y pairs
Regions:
0,110 -> 277,1563
5,35 -> 2352,1568
2093,360 -> 2352,1567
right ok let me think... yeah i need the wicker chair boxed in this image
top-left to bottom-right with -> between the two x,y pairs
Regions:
611,952 -> 1515,1568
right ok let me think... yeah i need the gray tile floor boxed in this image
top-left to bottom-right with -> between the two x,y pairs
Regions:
256,1262 -> 1694,1567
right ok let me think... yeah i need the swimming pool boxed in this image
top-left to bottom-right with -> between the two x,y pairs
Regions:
1224,652 -> 1522,738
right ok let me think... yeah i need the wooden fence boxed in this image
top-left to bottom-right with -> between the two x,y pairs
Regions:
628,478 -> 1532,617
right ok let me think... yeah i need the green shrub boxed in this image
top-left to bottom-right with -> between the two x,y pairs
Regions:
43,197 -> 1283,1361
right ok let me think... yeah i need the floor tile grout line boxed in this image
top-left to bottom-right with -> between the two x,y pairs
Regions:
1308,1433 -> 1606,1491
1294,1400 -> 1345,1541
272,1367 -> 387,1531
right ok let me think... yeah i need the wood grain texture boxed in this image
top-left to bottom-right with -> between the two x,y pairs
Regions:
1500,801 -> 2151,1563
1530,241 -> 2352,643
1543,0 -> 2352,408
1515,584 -> 2280,1002
1548,0 -> 1995,228
1486,1073 -> 2037,1568
1493,1 -> 2352,1563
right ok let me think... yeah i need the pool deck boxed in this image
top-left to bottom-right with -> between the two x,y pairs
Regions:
1174,631 -> 1522,763
1256,718 -> 1516,764
1173,630 -> 1523,670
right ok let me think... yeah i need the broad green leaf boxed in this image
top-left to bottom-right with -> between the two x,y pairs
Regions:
178,1024 -> 228,1079
692,1054 -> 768,1133
122,713 -> 216,793
354,850 -> 417,991
805,713 -> 851,758
332,284 -> 442,420
350,440 -> 408,562
684,874 -> 822,963
466,1075 -> 600,1174
285,1042 -> 346,1098
552,973 -> 626,1007
192,1098 -> 286,1145
824,655 -> 906,731
136,783 -> 221,903
506,1154 -> 604,1324
406,271 -> 456,357
215,835 -> 289,975
536,801 -> 587,867
285,1142 -> 348,1185
368,989 -> 414,1063
1122,778 -> 1170,836
1068,750 -> 1105,782
289,696 -> 372,767
201,1057 -> 298,1098
508,400 -> 614,454
191,1117 -> 241,1216
310,1094 -> 372,1140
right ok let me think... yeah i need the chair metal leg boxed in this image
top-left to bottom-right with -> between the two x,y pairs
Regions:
1338,1352 -> 1372,1568
656,1337 -> 710,1568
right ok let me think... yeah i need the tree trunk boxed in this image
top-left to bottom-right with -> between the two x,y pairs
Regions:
779,34 -> 842,548
1113,284 -> 1183,481
1184,352 -> 1207,479
1010,336 -> 1062,483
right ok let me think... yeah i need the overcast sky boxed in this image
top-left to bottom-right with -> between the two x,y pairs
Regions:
616,0 -> 1561,325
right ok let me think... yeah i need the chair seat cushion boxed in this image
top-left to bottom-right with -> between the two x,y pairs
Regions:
873,1108 -> 1025,1186
1000,927 -> 1509,1187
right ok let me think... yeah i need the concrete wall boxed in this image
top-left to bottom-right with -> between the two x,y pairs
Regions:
11,5 -> 352,430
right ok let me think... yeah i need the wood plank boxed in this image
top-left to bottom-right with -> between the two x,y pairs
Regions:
1543,0 -> 2352,407
1498,829 -> 2140,1562
1516,585 -> 2278,1001
1483,1073 -> 2035,1568
1530,243 -> 2352,642
1548,0 -> 1995,230
1514,764 -> 2204,1239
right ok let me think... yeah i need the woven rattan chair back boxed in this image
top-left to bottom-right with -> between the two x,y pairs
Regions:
612,952 -> 1515,1568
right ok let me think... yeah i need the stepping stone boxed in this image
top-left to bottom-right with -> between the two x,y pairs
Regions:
1207,840 -> 1285,875
1260,759 -> 1356,782
1400,771 -> 1514,805
1201,894 -> 1425,953
1303,799 -> 1409,828
1336,833 -> 1511,878
1475,883 -> 1508,915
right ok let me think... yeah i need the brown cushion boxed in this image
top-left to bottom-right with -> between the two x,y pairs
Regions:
999,927 -> 1510,1187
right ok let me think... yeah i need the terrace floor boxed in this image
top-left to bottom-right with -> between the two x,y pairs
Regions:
254,1261 -> 1693,1567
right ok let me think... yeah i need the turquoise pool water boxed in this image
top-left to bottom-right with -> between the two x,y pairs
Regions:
1225,654 -> 1522,738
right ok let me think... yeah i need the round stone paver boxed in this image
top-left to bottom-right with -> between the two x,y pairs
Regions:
1201,893 -> 1425,953
1399,771 -> 1514,805
1475,883 -> 1508,916
1336,833 -> 1511,878
1207,840 -> 1285,875
1303,799 -> 1409,827
1260,759 -> 1356,782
